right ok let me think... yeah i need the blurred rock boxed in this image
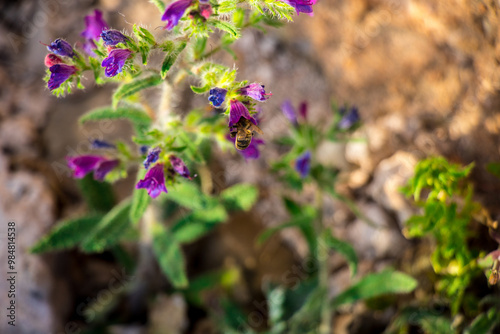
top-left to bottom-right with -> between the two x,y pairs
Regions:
148,293 -> 187,334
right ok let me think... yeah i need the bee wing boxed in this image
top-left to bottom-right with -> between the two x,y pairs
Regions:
250,123 -> 264,135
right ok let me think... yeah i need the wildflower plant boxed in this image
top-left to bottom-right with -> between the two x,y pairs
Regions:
33,1 -> 419,332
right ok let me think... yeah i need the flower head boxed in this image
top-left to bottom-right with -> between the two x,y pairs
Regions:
338,106 -> 360,129
46,39 -> 75,57
81,9 -> 109,40
208,87 -> 227,107
239,83 -> 271,102
227,135 -> 264,160
229,100 -> 257,128
100,30 -> 128,46
91,139 -> 116,149
101,49 -> 132,77
199,3 -> 212,19
136,163 -> 168,198
299,101 -> 308,120
281,100 -> 297,125
170,155 -> 191,179
162,0 -> 193,30
94,159 -> 120,181
44,54 -> 64,67
48,64 -> 77,90
295,151 -> 311,178
67,155 -> 105,178
281,0 -> 317,15
143,147 -> 161,169
140,145 -> 149,156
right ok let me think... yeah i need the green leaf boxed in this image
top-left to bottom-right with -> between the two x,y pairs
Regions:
283,197 -> 302,215
80,200 -> 132,253
487,162 -> 500,179
77,174 -> 115,213
171,213 -> 218,243
30,215 -> 103,253
161,41 -> 187,78
149,0 -> 165,13
138,43 -> 150,65
152,222 -> 188,288
190,84 -> 211,94
220,183 -> 258,211
165,181 -> 205,210
331,269 -> 417,308
133,24 -> 156,45
130,169 -> 151,225
80,106 -> 152,128
323,230 -> 358,277
112,74 -> 163,108
465,308 -> 500,334
208,20 -> 241,39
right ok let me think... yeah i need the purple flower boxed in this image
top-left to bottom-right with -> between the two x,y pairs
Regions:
281,0 -> 317,15
239,83 -> 271,102
101,49 -> 132,77
91,139 -> 116,149
199,3 -> 212,19
82,39 -> 98,55
170,155 -> 191,179
162,0 -> 193,30
67,155 -> 106,178
48,64 -> 77,90
94,159 -> 120,181
228,100 -> 257,128
299,101 -> 307,120
140,145 -> 149,155
44,54 -> 64,67
208,87 -> 227,107
136,163 -> 168,198
227,135 -> 264,160
100,30 -> 128,46
46,39 -> 75,57
338,106 -> 360,129
143,147 -> 161,169
81,9 -> 109,40
67,155 -> 119,181
281,100 -> 297,125
295,151 -> 311,178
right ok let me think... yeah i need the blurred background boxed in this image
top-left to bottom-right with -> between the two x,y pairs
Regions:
1,0 -> 500,333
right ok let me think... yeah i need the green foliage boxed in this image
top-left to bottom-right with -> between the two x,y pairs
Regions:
161,41 -> 187,78
112,74 -> 163,108
30,215 -> 103,253
80,200 -> 132,253
385,307 -> 454,334
152,222 -> 189,288
331,269 -> 418,309
130,169 -> 151,225
80,106 -> 152,127
208,20 -> 241,39
220,183 -> 258,211
402,156 -> 480,313
322,229 -> 358,277
465,308 -> 500,334
77,174 -> 115,213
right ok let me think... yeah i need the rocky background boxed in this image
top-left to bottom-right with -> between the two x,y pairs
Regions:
1,0 -> 500,333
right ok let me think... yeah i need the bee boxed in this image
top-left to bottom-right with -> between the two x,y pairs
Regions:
230,117 -> 264,150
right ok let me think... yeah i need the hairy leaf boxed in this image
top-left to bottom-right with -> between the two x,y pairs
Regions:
208,20 -> 241,39
80,106 -> 152,128
323,230 -> 358,277
30,215 -> 103,253
77,174 -> 115,213
112,74 -> 163,108
221,183 -> 258,211
161,41 -> 187,78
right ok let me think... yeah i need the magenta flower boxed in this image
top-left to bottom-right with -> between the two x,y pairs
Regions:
162,0 -> 193,30
94,159 -> 120,181
81,9 -> 109,40
44,54 -> 64,67
143,147 -> 161,169
239,83 -> 271,102
299,101 -> 308,120
101,49 -> 132,77
281,0 -> 317,15
48,64 -> 77,90
199,3 -> 212,19
136,163 -> 168,198
227,135 -> 264,160
46,39 -> 75,57
208,87 -> 227,107
228,100 -> 257,128
295,151 -> 311,178
66,155 -> 119,181
170,155 -> 191,179
100,30 -> 128,46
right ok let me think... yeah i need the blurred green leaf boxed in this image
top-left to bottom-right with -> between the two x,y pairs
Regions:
30,214 -> 103,253
465,308 -> 500,334
332,269 -> 417,308
322,229 -> 358,277
152,222 -> 188,288
161,41 -> 187,78
130,169 -> 150,225
486,162 -> 500,180
77,174 -> 115,213
80,200 -> 132,253
80,106 -> 152,128
221,183 -> 259,211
